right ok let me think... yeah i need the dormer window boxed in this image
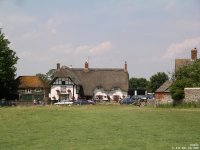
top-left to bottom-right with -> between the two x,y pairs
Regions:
112,87 -> 119,91
35,89 -> 41,92
97,86 -> 102,90
25,89 -> 31,94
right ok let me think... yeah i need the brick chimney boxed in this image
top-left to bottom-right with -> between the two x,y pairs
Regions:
191,48 -> 198,60
57,63 -> 60,69
84,61 -> 89,69
124,61 -> 127,72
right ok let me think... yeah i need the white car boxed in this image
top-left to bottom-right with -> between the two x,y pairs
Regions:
54,100 -> 73,106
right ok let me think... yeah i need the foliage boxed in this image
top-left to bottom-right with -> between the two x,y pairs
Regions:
0,106 -> 200,150
170,60 -> 200,102
148,72 -> 169,92
129,77 -> 149,90
35,73 -> 47,82
0,30 -> 18,99
36,69 -> 56,83
170,79 -> 192,102
175,60 -> 200,85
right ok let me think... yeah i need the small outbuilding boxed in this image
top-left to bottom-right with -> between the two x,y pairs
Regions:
17,76 -> 50,102
155,80 -> 173,104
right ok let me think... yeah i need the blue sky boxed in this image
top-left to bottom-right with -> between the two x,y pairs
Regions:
0,0 -> 200,79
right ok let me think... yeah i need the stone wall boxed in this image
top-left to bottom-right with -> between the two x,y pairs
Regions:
184,88 -> 200,103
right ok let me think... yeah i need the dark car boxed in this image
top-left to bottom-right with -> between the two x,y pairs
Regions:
119,97 -> 134,104
74,99 -> 95,105
131,95 -> 147,106
147,93 -> 155,100
0,100 -> 16,107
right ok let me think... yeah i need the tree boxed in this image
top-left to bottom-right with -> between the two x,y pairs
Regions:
36,73 -> 48,82
170,60 -> 200,102
129,77 -> 149,90
46,69 -> 56,81
148,72 -> 169,93
36,69 -> 56,83
0,30 -> 19,99
170,79 -> 191,102
129,77 -> 149,95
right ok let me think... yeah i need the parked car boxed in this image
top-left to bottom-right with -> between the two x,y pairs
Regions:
119,97 -> 134,104
147,93 -> 155,100
138,95 -> 147,101
131,95 -> 148,106
54,100 -> 74,106
0,100 -> 16,107
130,96 -> 143,106
74,99 -> 95,105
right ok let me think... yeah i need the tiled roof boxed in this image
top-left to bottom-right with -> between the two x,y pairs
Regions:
175,59 -> 194,72
17,76 -> 50,89
155,80 -> 173,93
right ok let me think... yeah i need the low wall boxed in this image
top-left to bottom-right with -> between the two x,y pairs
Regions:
184,88 -> 200,103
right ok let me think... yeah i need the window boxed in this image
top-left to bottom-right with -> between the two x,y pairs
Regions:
76,85 -> 80,94
25,89 -> 31,94
35,89 -> 41,92
112,87 -> 119,91
53,77 -> 73,85
61,86 -> 66,93
96,86 -> 102,90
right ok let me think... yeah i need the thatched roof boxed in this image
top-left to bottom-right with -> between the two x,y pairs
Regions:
17,76 -> 50,89
155,80 -> 173,93
52,66 -> 129,96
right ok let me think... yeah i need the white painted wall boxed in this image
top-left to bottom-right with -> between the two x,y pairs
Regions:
93,88 -> 127,101
49,85 -> 78,100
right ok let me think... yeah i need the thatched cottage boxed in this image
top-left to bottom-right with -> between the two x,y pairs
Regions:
49,62 -> 129,101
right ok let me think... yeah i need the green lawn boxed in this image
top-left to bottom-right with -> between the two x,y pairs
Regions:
0,105 -> 199,150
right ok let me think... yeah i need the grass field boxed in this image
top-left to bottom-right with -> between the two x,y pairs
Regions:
0,105 -> 199,150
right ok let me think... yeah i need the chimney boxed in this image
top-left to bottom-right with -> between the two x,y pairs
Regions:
124,61 -> 127,72
191,48 -> 198,60
84,61 -> 89,69
57,63 -> 60,69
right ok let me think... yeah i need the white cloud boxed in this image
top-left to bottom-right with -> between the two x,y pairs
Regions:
18,50 -> 53,62
22,18 -> 59,39
46,19 -> 58,34
75,45 -> 91,53
89,41 -> 113,54
0,13 -> 36,28
50,43 -> 73,54
162,37 -> 200,59
8,14 -> 35,24
50,41 -> 113,56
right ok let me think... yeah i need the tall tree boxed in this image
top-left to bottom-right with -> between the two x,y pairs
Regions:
129,77 -> 149,90
36,69 -> 56,83
129,77 -> 149,95
148,72 -> 169,93
0,29 -> 19,99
